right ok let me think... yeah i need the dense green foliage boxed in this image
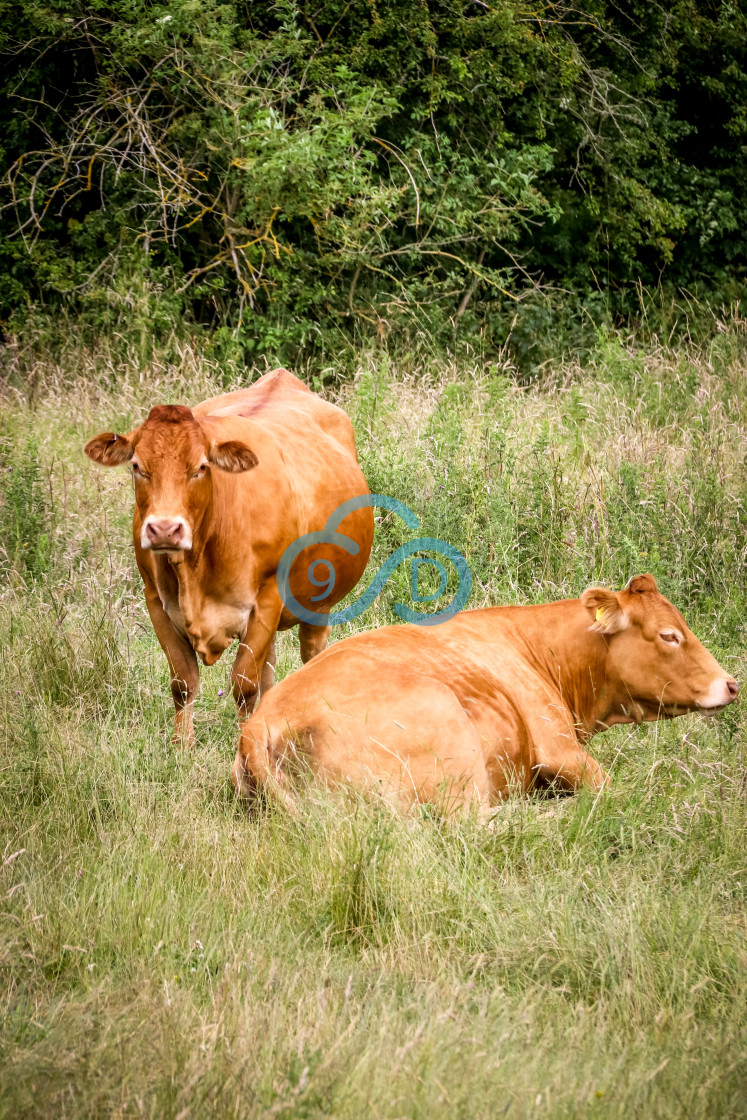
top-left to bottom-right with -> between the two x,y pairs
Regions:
1,328 -> 746,1116
1,1 -> 746,362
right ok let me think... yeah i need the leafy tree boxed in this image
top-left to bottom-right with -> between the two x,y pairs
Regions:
1,1 -> 745,360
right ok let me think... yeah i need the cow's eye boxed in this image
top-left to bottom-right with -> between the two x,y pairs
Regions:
191,463 -> 207,480
660,631 -> 679,645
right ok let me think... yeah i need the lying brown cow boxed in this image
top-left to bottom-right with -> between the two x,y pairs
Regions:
232,575 -> 738,810
84,369 -> 373,744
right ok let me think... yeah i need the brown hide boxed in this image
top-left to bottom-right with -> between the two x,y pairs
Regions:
84,369 -> 374,743
233,575 -> 738,811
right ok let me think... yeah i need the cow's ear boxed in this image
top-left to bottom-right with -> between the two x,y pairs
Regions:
209,440 -> 259,473
84,431 -> 134,466
627,573 -> 658,594
581,587 -> 628,635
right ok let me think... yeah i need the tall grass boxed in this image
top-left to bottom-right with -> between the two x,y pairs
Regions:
0,320 -> 746,1118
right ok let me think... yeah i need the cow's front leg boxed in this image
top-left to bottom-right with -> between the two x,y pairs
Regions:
298,621 -> 331,663
232,592 -> 283,718
144,587 -> 200,746
260,635 -> 276,697
531,737 -> 610,793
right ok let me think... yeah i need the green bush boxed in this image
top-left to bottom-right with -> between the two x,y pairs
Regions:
1,2 -> 746,363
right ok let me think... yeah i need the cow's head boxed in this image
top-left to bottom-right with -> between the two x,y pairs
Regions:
581,574 -> 738,719
84,405 -> 258,551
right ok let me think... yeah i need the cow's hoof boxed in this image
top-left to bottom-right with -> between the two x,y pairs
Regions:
171,730 -> 196,750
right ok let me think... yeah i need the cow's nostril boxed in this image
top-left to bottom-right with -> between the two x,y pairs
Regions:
727,678 -> 739,698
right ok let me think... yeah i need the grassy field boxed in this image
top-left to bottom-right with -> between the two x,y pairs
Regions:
0,321 -> 746,1118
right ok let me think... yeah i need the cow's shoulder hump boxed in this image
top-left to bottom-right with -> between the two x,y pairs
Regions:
194,370 -> 312,421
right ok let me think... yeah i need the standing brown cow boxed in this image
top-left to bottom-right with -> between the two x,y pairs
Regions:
84,369 -> 373,745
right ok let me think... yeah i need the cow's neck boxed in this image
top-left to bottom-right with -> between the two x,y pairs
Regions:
500,601 -> 635,741
163,550 -> 200,618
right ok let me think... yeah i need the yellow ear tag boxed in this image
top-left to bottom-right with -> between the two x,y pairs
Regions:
596,608 -> 605,622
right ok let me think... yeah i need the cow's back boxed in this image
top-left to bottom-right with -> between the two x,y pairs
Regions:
194,369 -> 359,460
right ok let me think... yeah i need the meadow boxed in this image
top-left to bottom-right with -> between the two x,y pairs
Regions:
0,318 -> 746,1118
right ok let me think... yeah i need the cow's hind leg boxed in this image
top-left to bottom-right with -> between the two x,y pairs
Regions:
232,714 -> 302,817
298,621 -> 330,663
